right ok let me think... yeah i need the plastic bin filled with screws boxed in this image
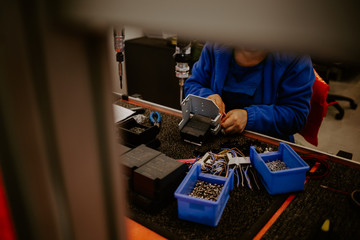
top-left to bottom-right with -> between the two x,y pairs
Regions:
174,163 -> 234,227
250,142 -> 309,195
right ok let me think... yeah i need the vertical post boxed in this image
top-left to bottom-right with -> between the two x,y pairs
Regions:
0,0 -> 127,239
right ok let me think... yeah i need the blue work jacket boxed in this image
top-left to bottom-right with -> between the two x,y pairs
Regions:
184,43 -> 315,141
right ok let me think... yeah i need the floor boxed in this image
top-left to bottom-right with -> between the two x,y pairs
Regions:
294,69 -> 360,163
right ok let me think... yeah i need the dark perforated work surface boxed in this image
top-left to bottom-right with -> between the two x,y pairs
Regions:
263,162 -> 360,240
116,100 -> 360,240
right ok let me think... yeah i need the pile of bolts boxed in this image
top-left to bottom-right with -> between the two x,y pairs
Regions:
189,180 -> 224,201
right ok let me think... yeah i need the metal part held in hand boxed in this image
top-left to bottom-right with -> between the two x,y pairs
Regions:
179,94 -> 221,130
179,94 -> 221,145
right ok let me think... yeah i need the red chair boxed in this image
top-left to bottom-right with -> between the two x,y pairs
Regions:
299,69 -> 330,146
0,171 -> 16,240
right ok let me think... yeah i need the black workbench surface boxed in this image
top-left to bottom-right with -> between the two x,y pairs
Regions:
116,99 -> 360,240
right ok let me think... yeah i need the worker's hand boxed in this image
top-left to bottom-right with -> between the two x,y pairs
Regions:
221,109 -> 248,134
207,94 -> 225,115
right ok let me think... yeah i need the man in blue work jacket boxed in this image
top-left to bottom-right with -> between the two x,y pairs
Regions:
184,43 -> 315,142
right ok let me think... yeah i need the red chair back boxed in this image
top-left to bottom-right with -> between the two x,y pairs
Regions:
299,69 -> 330,146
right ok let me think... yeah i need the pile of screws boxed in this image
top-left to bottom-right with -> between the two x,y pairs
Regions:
189,180 -> 223,201
266,160 -> 289,172
129,127 -> 145,134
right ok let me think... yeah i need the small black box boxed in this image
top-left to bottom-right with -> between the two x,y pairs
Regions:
133,154 -> 187,199
117,143 -> 131,157
120,144 -> 161,177
117,117 -> 159,147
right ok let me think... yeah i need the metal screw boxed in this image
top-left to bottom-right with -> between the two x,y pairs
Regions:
265,159 -> 288,171
189,180 -> 224,201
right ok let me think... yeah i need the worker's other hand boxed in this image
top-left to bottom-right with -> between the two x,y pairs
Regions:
207,94 -> 225,115
221,109 -> 248,134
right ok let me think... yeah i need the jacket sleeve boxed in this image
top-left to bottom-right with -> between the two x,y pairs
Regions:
184,44 -> 217,98
244,56 -> 315,139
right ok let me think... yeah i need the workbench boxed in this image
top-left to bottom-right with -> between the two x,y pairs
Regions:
115,94 -> 360,240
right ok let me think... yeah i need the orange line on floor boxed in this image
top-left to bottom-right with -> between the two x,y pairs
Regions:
253,194 -> 296,240
253,163 -> 320,240
126,218 -> 167,240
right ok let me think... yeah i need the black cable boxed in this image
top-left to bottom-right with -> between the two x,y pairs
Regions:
301,154 -> 330,179
351,190 -> 360,208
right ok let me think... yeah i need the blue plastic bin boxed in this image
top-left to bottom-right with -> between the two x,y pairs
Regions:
250,142 -> 309,195
174,164 -> 234,227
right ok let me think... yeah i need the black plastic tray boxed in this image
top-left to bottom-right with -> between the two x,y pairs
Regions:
117,117 -> 159,147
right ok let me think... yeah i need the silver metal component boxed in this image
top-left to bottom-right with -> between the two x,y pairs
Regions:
132,114 -> 146,124
179,94 -> 221,135
179,78 -> 185,105
175,45 -> 191,55
227,153 -> 251,165
114,35 -> 125,53
113,28 -> 125,89
174,40 -> 191,103
175,63 -> 190,79
183,139 -> 202,146
263,147 -> 273,153
198,152 -> 211,166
